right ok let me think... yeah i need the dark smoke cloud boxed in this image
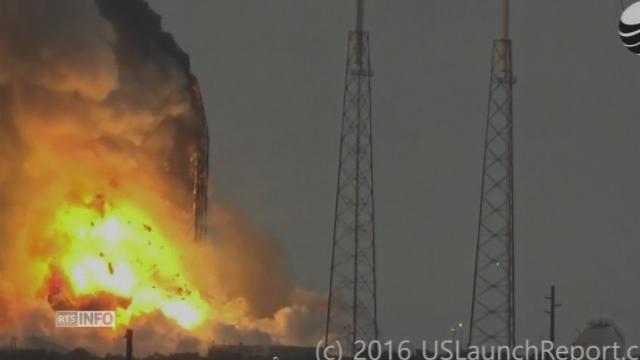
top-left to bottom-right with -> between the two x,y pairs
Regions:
95,0 -> 207,212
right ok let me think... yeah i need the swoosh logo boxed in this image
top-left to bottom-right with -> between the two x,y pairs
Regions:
619,26 -> 640,46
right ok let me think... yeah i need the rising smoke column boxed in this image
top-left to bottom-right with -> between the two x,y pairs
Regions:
0,0 -> 324,354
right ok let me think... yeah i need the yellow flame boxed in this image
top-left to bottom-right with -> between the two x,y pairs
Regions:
50,196 -> 209,330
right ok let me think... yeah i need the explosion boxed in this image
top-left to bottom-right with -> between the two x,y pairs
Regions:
0,0 -> 325,354
47,194 -> 209,330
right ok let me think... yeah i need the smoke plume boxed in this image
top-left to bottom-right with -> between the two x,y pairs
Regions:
0,0 -> 324,355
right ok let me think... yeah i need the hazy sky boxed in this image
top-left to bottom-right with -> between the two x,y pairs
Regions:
148,0 -> 640,346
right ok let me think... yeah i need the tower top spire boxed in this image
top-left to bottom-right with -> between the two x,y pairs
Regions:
501,0 -> 509,39
356,0 -> 364,32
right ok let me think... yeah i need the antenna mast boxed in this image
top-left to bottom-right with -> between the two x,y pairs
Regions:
355,0 -> 365,66
356,0 -> 364,32
468,0 -> 516,347
501,0 -> 509,40
325,0 -> 378,354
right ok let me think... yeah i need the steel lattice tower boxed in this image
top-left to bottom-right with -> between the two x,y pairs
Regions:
468,0 -> 515,347
190,77 -> 210,242
325,0 -> 378,353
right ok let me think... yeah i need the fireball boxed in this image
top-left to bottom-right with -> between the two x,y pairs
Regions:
45,194 -> 210,330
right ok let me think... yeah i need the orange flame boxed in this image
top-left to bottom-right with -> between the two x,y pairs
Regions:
44,194 -> 210,330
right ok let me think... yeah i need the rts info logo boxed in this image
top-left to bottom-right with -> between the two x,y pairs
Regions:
55,311 -> 116,328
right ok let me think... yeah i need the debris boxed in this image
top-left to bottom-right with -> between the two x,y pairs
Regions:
89,194 -> 106,216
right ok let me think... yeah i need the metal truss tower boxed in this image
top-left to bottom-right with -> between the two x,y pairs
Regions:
190,77 -> 210,242
468,0 -> 515,347
325,0 -> 378,353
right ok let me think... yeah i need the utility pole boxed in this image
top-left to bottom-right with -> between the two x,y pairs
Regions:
545,285 -> 561,343
125,329 -> 133,360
